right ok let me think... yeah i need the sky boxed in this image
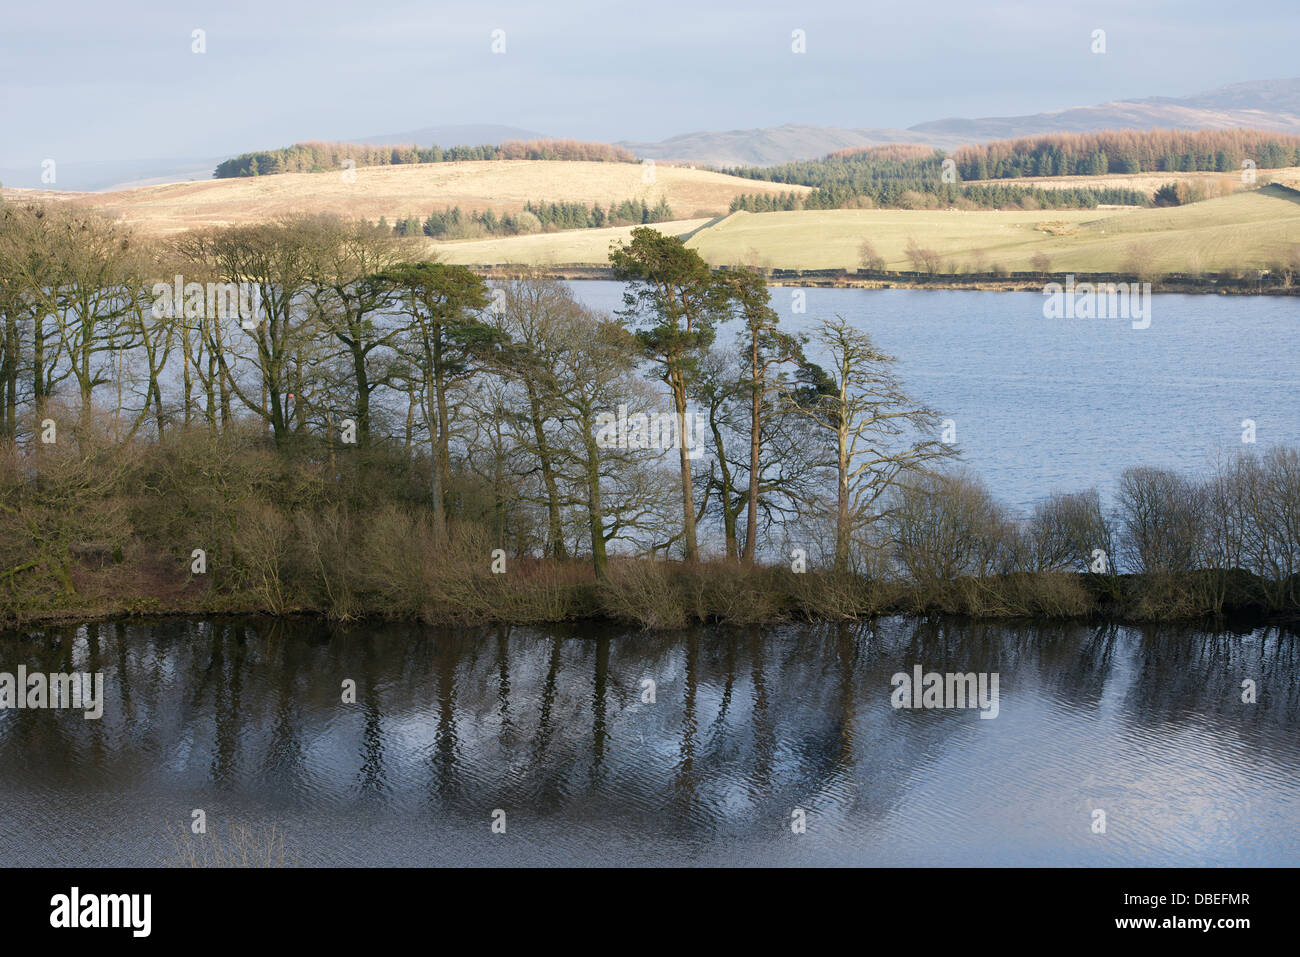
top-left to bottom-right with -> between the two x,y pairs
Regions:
3,0 -> 1300,167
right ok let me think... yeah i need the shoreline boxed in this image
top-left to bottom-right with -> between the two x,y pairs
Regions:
5,566 -> 1297,634
470,264 -> 1300,296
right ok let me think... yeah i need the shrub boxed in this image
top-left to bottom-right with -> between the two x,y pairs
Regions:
858,239 -> 886,272
1028,489 -> 1115,574
885,471 -> 1018,607
1116,467 -> 1206,574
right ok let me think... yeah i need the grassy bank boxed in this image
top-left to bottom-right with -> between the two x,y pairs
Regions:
3,427 -> 1297,631
4,551 -> 1296,632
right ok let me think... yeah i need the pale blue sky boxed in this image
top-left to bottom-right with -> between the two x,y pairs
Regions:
3,0 -> 1299,165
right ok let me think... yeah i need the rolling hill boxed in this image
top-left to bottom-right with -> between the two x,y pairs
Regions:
2,161 -> 811,236
427,184 -> 1300,275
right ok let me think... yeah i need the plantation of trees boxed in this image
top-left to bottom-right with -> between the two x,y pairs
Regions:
722,130 -> 1300,211
730,183 -> 1150,212
390,197 -> 675,239
723,142 -> 1155,211
214,138 -> 639,178
952,129 -> 1300,179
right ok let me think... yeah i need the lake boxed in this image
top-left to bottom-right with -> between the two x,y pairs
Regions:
2,616 -> 1297,866
569,283 -> 1300,509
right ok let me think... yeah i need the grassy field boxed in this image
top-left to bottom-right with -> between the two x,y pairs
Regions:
431,184 -> 1300,274
429,217 -> 718,265
1,160 -> 810,236
966,166 -> 1300,197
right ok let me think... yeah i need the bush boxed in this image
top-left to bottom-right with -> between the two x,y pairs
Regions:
1028,489 -> 1115,574
858,239 -> 886,272
600,559 -> 688,629
1116,467 -> 1206,574
885,471 -> 1018,607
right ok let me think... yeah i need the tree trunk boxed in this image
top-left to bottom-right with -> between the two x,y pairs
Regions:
672,372 -> 698,562
526,382 -> 566,559
709,414 -> 737,560
836,424 -> 851,572
351,343 -> 371,447
743,332 -> 762,565
434,339 -> 453,519
584,433 -> 608,578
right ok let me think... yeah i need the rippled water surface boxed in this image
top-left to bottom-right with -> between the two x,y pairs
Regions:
1,617 -> 1297,866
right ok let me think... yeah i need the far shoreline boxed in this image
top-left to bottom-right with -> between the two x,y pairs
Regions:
473,264 -> 1300,296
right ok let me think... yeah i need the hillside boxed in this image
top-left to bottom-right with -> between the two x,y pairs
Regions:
431,218 -> 717,265
2,161 -> 811,236
426,184 -> 1300,275
965,167 -> 1300,198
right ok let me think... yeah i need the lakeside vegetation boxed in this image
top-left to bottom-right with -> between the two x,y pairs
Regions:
1,207 -> 1297,629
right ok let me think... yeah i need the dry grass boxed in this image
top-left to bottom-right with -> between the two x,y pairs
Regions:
428,217 -> 712,265
682,187 -> 1300,273
412,179 -> 1300,274
964,167 -> 1300,197
1,161 -> 810,237
158,821 -> 297,868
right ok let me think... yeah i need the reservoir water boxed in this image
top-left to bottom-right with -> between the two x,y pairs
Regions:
2,616 -> 1296,866
570,284 -> 1300,509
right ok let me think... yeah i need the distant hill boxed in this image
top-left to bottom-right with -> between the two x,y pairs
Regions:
616,124 -> 967,169
1136,77 -> 1300,117
913,78 -> 1300,141
623,78 -> 1300,167
12,160 -> 810,236
13,78 -> 1300,190
433,183 -> 1300,276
